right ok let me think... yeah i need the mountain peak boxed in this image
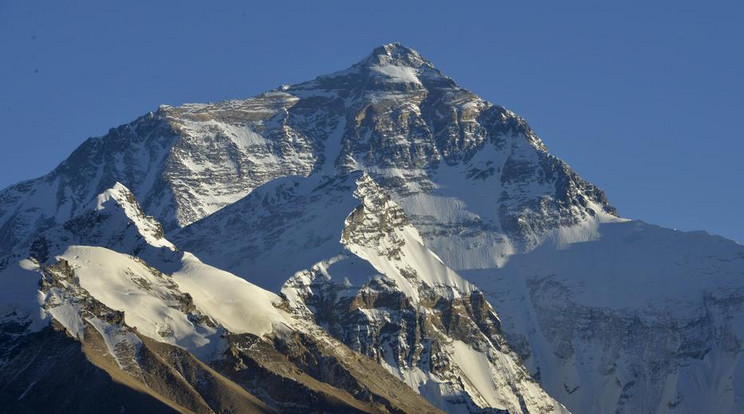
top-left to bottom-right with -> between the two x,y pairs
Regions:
358,42 -> 432,69
89,181 -> 135,212
63,183 -> 174,253
286,42 -> 453,93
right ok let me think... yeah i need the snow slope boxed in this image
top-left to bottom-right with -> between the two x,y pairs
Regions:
46,245 -> 293,360
172,252 -> 290,336
0,259 -> 46,334
465,221 -> 744,413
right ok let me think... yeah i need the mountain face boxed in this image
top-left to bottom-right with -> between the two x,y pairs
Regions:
0,43 -> 742,413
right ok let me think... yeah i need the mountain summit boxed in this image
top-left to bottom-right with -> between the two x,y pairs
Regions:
359,42 -> 434,68
1,44 -> 742,414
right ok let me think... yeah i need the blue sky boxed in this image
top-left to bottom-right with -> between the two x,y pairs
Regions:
1,1 -> 742,243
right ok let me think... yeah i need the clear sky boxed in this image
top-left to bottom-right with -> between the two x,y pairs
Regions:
1,1 -> 742,243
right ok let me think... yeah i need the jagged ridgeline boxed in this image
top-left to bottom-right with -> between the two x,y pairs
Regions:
1,43 -> 742,414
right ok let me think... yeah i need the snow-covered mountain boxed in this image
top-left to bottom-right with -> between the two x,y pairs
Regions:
1,43 -> 742,413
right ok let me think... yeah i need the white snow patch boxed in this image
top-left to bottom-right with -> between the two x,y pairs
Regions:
172,252 -> 291,337
370,64 -> 422,85
58,246 -> 218,356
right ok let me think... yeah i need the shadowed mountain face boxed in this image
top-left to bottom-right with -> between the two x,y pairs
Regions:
0,43 -> 742,413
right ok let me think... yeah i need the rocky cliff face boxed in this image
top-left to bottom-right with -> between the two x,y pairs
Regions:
0,43 -> 742,413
